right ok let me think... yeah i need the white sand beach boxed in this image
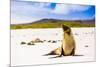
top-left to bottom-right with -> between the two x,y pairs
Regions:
11,28 -> 95,66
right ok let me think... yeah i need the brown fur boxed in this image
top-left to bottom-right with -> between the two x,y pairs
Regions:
44,25 -> 75,57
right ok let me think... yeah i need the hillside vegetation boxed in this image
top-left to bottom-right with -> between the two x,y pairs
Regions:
11,19 -> 95,29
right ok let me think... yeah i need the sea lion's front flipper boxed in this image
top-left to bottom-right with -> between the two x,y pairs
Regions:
49,55 -> 62,59
43,51 -> 57,56
70,48 -> 75,56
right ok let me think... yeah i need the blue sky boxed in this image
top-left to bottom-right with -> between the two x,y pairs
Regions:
11,0 -> 95,24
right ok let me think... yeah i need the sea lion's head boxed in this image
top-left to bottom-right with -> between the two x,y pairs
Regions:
62,25 -> 71,35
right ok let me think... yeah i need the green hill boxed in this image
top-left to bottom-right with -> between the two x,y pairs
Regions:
11,19 -> 95,29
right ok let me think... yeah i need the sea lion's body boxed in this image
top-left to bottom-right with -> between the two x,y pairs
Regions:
44,25 -> 75,57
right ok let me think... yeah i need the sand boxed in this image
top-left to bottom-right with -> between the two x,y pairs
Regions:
11,28 -> 95,66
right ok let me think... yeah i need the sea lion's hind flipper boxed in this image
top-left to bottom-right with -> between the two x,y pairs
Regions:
43,51 -> 57,56
43,48 -> 61,56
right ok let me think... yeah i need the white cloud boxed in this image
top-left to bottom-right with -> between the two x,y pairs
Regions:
11,1 -> 51,24
11,14 -> 42,24
69,5 -> 90,11
11,1 -> 52,23
14,0 -> 90,15
11,0 -> 94,24
52,4 -> 90,15
52,4 -> 70,15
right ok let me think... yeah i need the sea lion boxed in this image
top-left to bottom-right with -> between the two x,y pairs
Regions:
44,25 -> 76,58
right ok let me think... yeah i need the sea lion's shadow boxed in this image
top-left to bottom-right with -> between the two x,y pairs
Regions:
47,54 -> 84,59
74,54 -> 84,56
